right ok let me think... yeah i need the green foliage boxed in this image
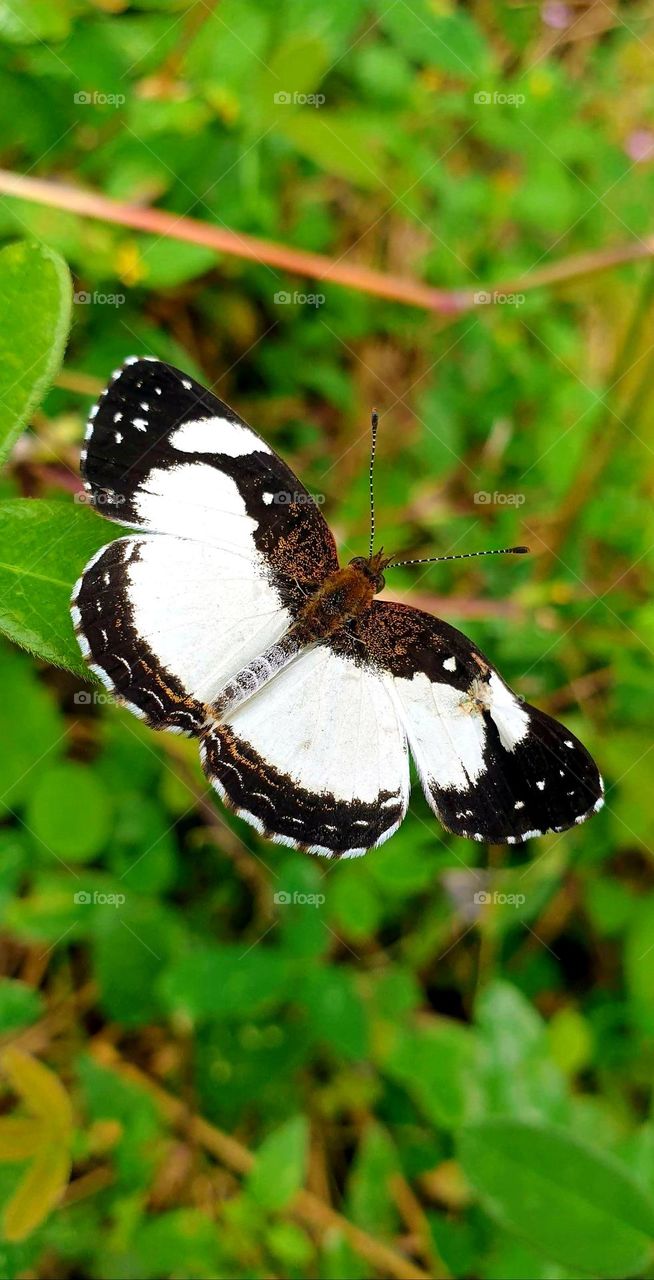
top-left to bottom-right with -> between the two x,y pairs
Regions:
0,3 -> 651,1278
458,1120 -> 654,1277
0,242 -> 71,468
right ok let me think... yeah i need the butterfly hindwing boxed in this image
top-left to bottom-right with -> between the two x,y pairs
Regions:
332,601 -> 603,844
200,643 -> 410,857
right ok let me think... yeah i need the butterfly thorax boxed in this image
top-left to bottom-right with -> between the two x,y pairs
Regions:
292,560 -> 381,644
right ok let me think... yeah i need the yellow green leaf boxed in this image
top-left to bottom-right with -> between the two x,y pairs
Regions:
0,1116 -> 44,1160
2,1142 -> 71,1242
0,1047 -> 73,1135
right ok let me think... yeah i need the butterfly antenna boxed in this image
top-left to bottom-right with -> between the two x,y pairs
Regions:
368,408 -> 379,561
389,545 -> 529,568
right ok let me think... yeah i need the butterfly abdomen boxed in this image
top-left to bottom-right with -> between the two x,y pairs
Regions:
209,564 -> 375,719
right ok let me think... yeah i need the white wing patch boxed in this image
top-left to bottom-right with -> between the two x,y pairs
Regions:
391,672 -> 487,792
126,534 -> 291,704
133,462 -> 259,549
479,672 -> 529,751
227,647 -> 407,805
170,417 -> 272,458
201,645 -> 410,857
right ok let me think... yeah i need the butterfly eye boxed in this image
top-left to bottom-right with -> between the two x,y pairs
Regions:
375,573 -> 386,593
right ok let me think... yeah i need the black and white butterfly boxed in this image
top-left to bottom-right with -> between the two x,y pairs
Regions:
71,357 -> 603,858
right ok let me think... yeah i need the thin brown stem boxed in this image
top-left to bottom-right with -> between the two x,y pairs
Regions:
1,168 -> 652,314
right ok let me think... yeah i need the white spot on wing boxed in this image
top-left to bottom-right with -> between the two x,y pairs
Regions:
170,416 -> 272,458
443,656 -> 456,672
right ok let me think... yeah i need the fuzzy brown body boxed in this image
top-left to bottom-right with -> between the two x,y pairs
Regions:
290,562 -> 378,646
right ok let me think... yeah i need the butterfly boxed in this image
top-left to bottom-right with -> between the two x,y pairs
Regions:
71,357 -> 603,858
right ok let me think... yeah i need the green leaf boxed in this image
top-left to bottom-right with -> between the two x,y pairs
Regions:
0,500 -> 120,675
159,945 -> 293,1024
0,0 -> 71,43
384,1019 -> 481,1129
277,112 -> 385,189
346,1124 -> 401,1234
2,1143 -> 71,1242
26,762 -> 112,862
0,646 -> 64,815
0,980 -> 42,1034
0,241 -> 71,466
248,1115 -> 308,1210
458,1119 -> 654,1277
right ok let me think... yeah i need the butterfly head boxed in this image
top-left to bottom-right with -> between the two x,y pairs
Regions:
348,550 -> 392,594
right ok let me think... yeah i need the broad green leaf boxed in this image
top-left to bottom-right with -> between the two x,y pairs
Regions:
249,1115 -> 308,1210
2,1143 -> 71,1242
26,762 -> 112,863
93,900 -> 185,1027
0,646 -> 64,815
0,500 -> 121,675
0,241 -> 71,465
458,1119 -> 654,1277
0,979 -> 42,1034
384,1019 -> 481,1129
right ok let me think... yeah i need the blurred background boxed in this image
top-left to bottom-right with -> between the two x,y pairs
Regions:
0,1 -> 652,1277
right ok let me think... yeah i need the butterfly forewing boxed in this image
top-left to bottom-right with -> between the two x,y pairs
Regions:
73,357 -> 337,730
